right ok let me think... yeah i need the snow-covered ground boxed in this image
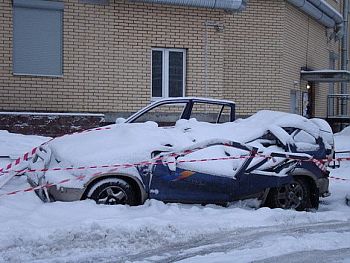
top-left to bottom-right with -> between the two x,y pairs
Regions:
0,126 -> 349,263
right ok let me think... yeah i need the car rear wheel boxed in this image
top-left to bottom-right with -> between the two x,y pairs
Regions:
267,177 -> 310,211
87,178 -> 136,205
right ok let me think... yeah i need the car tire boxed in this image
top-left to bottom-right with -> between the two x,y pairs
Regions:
87,178 -> 136,205
267,177 -> 311,211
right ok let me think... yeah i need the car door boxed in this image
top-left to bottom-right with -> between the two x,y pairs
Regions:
148,141 -> 255,204
149,162 -> 236,204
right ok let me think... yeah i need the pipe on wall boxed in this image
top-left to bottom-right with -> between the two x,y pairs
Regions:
287,0 -> 343,40
128,0 -> 247,12
341,0 -> 349,115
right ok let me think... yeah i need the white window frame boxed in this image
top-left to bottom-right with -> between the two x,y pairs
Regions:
151,48 -> 186,100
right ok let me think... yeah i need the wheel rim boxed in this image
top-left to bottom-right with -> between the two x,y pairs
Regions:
275,181 -> 305,209
96,185 -> 127,205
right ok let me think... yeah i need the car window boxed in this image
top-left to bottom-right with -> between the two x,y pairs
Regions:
132,103 -> 187,126
190,102 -> 231,123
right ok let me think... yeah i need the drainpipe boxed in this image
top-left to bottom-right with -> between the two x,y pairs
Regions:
341,0 -> 349,116
287,0 -> 344,40
308,0 -> 344,39
129,0 -> 247,12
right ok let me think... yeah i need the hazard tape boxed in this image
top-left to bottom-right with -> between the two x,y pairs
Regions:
0,150 -> 335,176
0,126 -> 114,188
3,121 -> 350,178
1,153 -> 349,199
0,151 -> 350,177
329,176 -> 350,181
1,124 -> 350,198
0,126 -> 113,174
0,154 -> 253,175
0,147 -> 38,173
0,156 -> 250,198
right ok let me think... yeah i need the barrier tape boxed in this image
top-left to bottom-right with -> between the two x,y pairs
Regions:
3,122 -> 350,178
1,154 -> 253,175
0,126 -> 113,174
329,176 -> 349,181
0,152 -> 331,176
0,124 -> 349,198
0,153 -> 329,177
0,126 -> 114,188
0,153 -> 349,199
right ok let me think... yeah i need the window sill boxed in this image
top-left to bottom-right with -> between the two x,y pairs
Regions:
13,73 -> 63,78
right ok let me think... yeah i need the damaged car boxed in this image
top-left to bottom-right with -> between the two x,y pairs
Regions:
25,100 -> 334,211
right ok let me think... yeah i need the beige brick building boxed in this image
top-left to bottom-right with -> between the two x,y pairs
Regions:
0,0 -> 348,134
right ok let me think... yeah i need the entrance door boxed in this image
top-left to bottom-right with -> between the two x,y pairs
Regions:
303,82 -> 314,118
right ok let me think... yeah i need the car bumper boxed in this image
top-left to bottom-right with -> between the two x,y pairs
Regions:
28,176 -> 84,202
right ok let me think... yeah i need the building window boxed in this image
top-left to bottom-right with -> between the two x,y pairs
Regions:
151,48 -> 186,99
13,0 -> 64,76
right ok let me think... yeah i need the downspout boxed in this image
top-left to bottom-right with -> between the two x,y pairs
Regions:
128,0 -> 247,12
341,0 -> 349,115
287,0 -> 344,40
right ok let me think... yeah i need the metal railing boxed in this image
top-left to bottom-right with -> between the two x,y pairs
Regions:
327,94 -> 350,119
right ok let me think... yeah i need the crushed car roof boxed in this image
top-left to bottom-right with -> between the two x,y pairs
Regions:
48,110 -> 322,168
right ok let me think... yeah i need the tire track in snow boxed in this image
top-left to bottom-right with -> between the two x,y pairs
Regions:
2,220 -> 350,263
253,248 -> 350,263
118,220 -> 350,263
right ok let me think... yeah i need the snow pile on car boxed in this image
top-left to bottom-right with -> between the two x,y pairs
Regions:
175,110 -> 320,144
34,110 -> 324,187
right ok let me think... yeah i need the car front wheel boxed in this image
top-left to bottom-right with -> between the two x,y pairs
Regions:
267,177 -> 311,211
87,178 -> 136,205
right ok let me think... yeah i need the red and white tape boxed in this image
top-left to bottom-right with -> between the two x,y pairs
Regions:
0,126 -> 114,188
329,176 -> 349,181
0,124 -> 349,198
0,147 -> 38,173
0,151 -> 334,176
1,154 -> 349,199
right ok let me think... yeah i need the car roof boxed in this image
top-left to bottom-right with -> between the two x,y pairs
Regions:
149,97 -> 235,105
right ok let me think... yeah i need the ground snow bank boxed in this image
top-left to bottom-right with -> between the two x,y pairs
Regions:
0,175 -> 349,262
0,115 -> 349,262
0,130 -> 49,158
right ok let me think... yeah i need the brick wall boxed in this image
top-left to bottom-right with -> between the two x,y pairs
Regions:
282,2 -> 339,118
223,0 -> 285,116
0,0 -> 343,125
0,0 -> 226,115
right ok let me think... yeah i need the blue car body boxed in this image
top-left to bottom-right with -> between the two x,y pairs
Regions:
137,139 -> 329,207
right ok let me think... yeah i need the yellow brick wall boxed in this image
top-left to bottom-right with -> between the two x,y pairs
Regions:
0,0 -> 343,119
223,0 -> 285,116
282,2 -> 340,118
0,0 -> 226,113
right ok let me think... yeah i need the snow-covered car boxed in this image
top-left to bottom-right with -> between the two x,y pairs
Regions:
26,103 -> 334,211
